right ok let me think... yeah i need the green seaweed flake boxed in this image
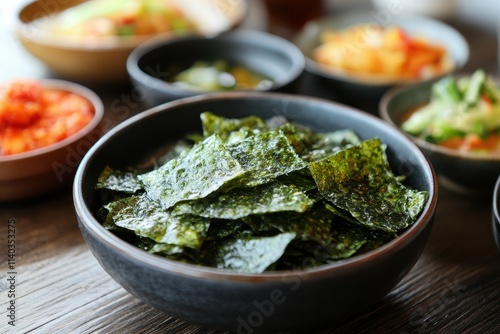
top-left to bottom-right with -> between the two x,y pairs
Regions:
206,220 -> 251,241
227,129 -> 306,187
104,193 -> 210,250
206,232 -> 296,273
201,112 -> 267,141
309,138 -> 427,233
138,134 -> 246,210
314,221 -> 370,260
244,203 -> 335,246
156,140 -> 192,166
301,130 -> 361,162
277,122 -> 316,155
148,243 -> 184,256
278,167 -> 317,193
96,165 -> 143,193
173,181 -> 315,220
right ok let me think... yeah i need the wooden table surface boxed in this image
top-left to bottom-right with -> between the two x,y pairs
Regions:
1,2 -> 500,333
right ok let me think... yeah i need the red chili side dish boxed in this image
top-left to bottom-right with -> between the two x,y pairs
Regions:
0,80 -> 94,156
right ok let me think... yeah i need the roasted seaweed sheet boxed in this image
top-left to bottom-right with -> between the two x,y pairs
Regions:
95,113 -> 428,274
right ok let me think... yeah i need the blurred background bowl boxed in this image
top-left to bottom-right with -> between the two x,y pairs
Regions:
74,92 -> 437,333
294,12 -> 469,107
126,29 -> 305,107
13,0 -> 247,84
0,79 -> 103,202
380,79 -> 500,195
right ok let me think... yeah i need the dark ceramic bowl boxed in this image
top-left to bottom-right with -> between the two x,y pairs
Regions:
492,176 -> 500,250
73,92 -> 437,333
126,30 -> 305,107
294,13 -> 469,105
380,79 -> 500,195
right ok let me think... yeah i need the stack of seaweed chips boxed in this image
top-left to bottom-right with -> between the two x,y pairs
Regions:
96,112 -> 427,274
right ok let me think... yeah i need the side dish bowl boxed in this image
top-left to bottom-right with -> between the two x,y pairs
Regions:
13,0 -> 247,83
294,13 -> 469,103
0,79 -> 103,202
126,30 -> 305,107
73,92 -> 437,332
380,78 -> 500,195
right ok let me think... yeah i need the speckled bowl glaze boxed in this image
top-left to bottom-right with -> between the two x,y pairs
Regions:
126,30 -> 305,107
73,92 -> 437,333
380,79 -> 500,195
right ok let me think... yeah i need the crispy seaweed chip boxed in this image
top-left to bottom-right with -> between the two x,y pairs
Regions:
301,130 -> 361,162
277,122 -> 316,155
227,129 -> 306,187
309,138 -> 427,233
96,165 -> 143,193
148,243 -> 184,256
138,134 -> 246,210
243,203 -> 335,246
173,181 -> 315,219
204,232 -> 296,273
201,112 -> 267,141
104,193 -> 210,250
225,128 -> 258,144
307,220 -> 369,261
156,140 -> 192,166
356,229 -> 397,255
206,220 -> 250,241
312,130 -> 360,149
278,167 -> 317,193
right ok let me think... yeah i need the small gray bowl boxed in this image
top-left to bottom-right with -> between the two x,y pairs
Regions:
74,92 -> 437,333
380,79 -> 500,195
294,12 -> 469,105
127,30 -> 305,107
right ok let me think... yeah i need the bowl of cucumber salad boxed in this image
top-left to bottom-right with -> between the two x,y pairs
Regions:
380,69 -> 500,194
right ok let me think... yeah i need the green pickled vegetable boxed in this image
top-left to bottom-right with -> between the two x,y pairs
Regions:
402,69 -> 500,150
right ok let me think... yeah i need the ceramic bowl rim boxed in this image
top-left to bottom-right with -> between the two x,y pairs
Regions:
74,91 -> 438,282
0,79 -> 104,162
126,29 -> 306,96
493,175 -> 500,247
493,176 -> 500,222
